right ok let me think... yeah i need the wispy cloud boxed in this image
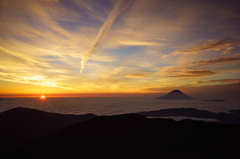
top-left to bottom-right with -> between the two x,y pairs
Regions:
192,78 -> 240,84
206,78 -> 240,83
163,37 -> 240,58
126,73 -> 153,78
78,0 -> 131,75
153,66 -> 217,78
167,70 -> 215,78
193,56 -> 240,66
41,0 -> 59,2
118,40 -> 164,46
0,46 -> 50,70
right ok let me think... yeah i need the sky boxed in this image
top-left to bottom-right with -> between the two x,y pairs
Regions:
0,0 -> 240,98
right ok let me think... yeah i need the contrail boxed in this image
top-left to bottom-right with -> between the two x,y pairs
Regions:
78,0 -> 131,75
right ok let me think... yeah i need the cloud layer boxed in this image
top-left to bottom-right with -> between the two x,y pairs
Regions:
126,73 -> 153,78
192,78 -> 240,85
163,37 -> 240,58
167,70 -> 216,78
0,0 -> 240,94
194,56 -> 240,66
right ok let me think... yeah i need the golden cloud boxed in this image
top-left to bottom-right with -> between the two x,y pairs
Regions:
41,0 -> 59,2
118,40 -> 164,46
205,78 -> 240,83
126,73 -> 153,78
192,78 -> 240,84
159,66 -> 216,78
167,70 -> 215,78
194,56 -> 240,66
163,37 -> 240,58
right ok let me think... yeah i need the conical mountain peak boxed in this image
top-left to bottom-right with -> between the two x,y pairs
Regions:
157,90 -> 195,100
171,90 -> 182,93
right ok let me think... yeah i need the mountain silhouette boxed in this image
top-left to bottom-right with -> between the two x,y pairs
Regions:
139,108 -> 240,123
0,107 -> 97,154
157,90 -> 195,100
2,113 -> 240,159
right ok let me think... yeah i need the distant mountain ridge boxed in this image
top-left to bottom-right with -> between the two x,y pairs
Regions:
157,90 -> 195,100
139,108 -> 240,123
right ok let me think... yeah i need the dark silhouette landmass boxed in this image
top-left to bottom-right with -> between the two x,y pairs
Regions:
0,107 -> 97,154
157,90 -> 195,100
139,108 -> 240,123
2,113 -> 240,159
204,99 -> 226,101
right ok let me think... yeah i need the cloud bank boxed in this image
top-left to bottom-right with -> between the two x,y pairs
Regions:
167,70 -> 216,78
192,78 -> 240,84
194,56 -> 240,66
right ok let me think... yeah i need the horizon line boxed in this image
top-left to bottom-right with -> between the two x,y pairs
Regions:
0,93 -> 165,98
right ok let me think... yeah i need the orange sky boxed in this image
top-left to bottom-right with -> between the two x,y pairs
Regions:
0,0 -> 240,98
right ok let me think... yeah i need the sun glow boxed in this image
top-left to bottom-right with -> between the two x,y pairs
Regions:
40,95 -> 45,99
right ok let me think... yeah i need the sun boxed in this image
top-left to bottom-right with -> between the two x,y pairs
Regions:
40,95 -> 45,99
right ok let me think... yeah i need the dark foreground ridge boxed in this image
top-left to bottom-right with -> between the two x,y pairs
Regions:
2,113 -> 240,159
139,108 -> 240,124
204,99 -> 226,101
0,107 -> 97,154
157,90 -> 195,100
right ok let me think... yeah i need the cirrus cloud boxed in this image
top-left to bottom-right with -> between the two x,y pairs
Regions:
192,78 -> 240,84
126,73 -> 153,78
163,36 -> 240,58
193,56 -> 240,66
157,66 -> 216,78
167,70 -> 216,78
